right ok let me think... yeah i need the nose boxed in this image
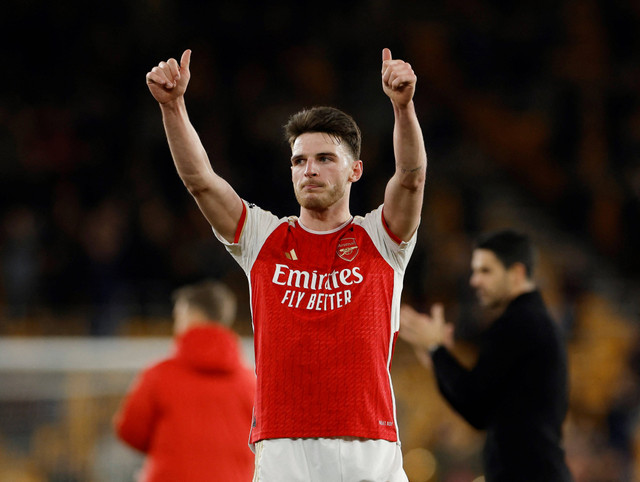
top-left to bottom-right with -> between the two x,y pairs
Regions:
304,159 -> 318,177
469,272 -> 479,288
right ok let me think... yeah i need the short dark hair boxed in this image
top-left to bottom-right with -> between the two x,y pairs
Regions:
284,106 -> 362,160
474,229 -> 536,278
171,280 -> 237,326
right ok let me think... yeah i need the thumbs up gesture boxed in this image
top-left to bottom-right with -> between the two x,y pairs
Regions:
146,49 -> 192,105
381,48 -> 417,108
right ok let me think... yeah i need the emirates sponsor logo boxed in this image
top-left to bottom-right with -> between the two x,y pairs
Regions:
272,263 -> 364,311
337,237 -> 358,262
272,264 -> 363,290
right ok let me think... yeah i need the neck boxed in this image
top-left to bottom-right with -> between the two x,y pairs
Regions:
511,280 -> 536,299
298,206 -> 352,231
490,282 -> 537,319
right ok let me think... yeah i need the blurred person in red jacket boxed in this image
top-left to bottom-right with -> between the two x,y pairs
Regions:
114,279 -> 256,481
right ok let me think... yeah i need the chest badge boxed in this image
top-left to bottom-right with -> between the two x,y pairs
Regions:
337,237 -> 359,262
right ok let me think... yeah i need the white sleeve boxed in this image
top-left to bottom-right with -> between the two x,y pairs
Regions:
211,200 -> 285,273
357,204 -> 418,273
359,205 -> 419,333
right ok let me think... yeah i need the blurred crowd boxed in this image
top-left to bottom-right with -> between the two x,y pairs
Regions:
1,0 -> 638,333
0,0 -> 639,480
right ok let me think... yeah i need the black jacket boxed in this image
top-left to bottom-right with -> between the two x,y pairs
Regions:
432,290 -> 573,482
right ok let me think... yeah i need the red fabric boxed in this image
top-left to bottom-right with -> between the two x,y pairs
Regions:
114,324 -> 256,482
248,220 -> 398,442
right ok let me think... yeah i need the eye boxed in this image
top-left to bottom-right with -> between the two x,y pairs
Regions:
291,158 -> 304,166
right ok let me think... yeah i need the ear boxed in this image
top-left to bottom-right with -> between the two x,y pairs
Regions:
349,160 -> 363,182
508,262 -> 528,285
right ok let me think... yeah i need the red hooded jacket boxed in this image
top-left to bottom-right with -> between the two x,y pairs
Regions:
114,324 -> 256,481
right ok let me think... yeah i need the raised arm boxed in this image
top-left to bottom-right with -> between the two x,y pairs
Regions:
380,48 -> 427,241
146,50 -> 243,243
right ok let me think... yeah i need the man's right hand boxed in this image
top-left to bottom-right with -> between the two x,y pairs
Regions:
399,303 -> 454,352
146,49 -> 192,105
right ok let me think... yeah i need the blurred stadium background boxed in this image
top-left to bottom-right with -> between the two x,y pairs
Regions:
1,0 -> 639,480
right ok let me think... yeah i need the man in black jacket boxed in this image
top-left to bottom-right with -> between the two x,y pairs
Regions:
400,230 -> 573,481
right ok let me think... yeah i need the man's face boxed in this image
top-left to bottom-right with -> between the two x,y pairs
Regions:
469,248 -> 512,311
290,132 -> 361,211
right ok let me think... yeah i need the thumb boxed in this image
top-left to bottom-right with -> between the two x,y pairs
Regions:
180,49 -> 192,72
382,48 -> 392,62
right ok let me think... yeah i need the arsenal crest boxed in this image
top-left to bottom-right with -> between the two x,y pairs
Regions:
337,237 -> 359,262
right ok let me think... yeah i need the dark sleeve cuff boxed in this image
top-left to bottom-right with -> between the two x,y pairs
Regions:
428,344 -> 445,357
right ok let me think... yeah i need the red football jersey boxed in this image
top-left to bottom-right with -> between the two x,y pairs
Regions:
215,201 -> 416,443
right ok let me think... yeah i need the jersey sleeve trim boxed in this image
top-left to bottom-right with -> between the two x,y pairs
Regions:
380,207 -> 403,245
234,201 -> 248,244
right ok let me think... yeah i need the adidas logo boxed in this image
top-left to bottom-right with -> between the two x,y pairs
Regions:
284,249 -> 298,261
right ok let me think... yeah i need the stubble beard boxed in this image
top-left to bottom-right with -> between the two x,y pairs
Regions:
295,182 -> 346,211
476,289 -> 509,314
